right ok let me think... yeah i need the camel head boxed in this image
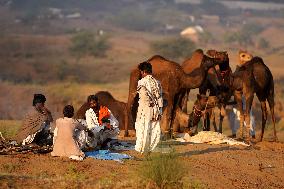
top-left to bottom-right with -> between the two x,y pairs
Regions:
239,50 -> 253,65
206,49 -> 229,62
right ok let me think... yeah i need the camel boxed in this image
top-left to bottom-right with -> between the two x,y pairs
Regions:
230,51 -> 277,142
94,91 -> 133,131
171,50 -> 230,134
125,49 -> 228,137
200,50 -> 233,133
172,94 -> 217,135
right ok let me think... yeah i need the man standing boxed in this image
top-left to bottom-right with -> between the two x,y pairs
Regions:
15,94 -> 53,145
135,61 -> 163,154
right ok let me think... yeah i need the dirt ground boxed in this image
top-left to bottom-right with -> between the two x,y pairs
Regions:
0,138 -> 283,189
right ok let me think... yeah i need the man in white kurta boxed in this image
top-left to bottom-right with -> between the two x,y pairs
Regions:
135,61 -> 163,154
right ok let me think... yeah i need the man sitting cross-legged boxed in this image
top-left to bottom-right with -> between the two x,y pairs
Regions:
51,105 -> 86,161
75,95 -> 119,149
14,94 -> 53,146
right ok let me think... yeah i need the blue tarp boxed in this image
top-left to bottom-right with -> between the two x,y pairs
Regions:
85,150 -> 131,162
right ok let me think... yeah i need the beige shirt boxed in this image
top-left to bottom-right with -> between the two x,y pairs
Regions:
51,118 -> 85,158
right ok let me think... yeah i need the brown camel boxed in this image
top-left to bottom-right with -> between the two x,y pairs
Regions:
200,50 -> 233,133
231,51 -> 277,142
125,49 -> 228,137
171,50 -> 229,134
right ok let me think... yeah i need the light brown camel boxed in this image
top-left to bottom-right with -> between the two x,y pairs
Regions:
231,51 -> 277,142
125,49 -> 228,137
171,50 -> 229,134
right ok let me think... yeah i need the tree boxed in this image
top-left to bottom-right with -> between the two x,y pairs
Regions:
257,38 -> 270,49
69,31 -> 110,60
151,37 -> 196,61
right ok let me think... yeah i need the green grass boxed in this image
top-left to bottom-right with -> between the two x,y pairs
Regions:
137,152 -> 185,189
64,165 -> 86,181
0,120 -> 21,139
2,163 -> 20,173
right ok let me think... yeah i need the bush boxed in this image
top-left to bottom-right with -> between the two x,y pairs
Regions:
200,31 -> 214,44
224,23 -> 263,47
69,31 -> 110,59
241,23 -> 264,36
138,152 -> 184,189
224,31 -> 253,47
257,38 -> 270,49
151,37 -> 196,61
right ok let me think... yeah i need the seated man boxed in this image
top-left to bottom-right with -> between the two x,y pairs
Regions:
15,94 -> 53,146
76,95 -> 119,149
51,105 -> 85,161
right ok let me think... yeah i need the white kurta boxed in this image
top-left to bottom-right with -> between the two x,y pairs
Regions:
135,75 -> 163,153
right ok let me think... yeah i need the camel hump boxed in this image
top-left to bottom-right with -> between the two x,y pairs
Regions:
95,91 -> 115,103
147,55 -> 168,62
251,56 -> 264,64
182,49 -> 204,73
241,56 -> 265,69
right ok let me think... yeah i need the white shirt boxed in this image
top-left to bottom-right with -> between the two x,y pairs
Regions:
85,107 -> 119,134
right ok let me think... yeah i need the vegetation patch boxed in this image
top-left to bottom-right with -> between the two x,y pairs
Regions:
137,152 -> 185,189
151,37 -> 196,61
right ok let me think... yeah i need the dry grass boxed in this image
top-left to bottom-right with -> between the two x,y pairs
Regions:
0,120 -> 21,139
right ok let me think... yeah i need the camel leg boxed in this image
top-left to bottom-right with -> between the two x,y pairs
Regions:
181,90 -> 189,112
218,113 -> 224,133
234,91 -> 244,139
211,108 -> 218,132
160,95 -> 174,139
244,95 -> 254,142
259,101 -> 268,142
267,95 -> 278,142
203,112 -> 210,131
206,112 -> 211,131
172,89 -> 188,134
218,105 -> 226,133
172,109 -> 180,136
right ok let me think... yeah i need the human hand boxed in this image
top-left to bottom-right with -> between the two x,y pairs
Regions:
41,106 -> 50,114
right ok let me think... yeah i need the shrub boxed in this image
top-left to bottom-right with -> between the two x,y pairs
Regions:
224,31 -> 253,47
241,23 -> 264,36
69,31 -> 110,59
257,38 -> 270,49
138,152 -> 184,189
151,37 -> 196,61
199,31 -> 214,44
